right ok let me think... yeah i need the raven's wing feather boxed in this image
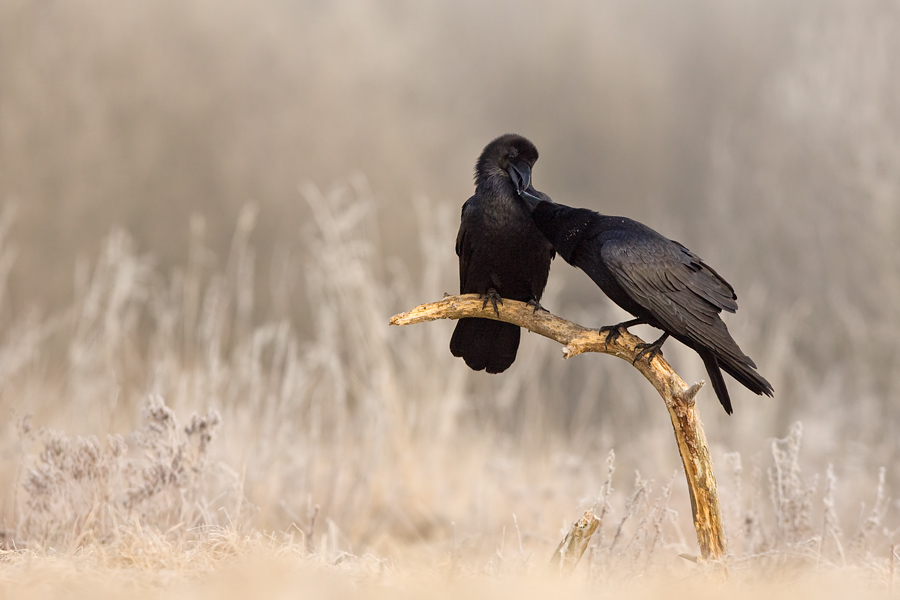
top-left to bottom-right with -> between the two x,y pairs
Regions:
669,241 -> 738,313
600,234 -> 747,363
455,196 -> 477,291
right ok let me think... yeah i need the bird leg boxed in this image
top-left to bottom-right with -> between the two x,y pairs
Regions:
481,288 -> 503,317
633,332 -> 669,365
526,298 -> 547,314
599,318 -> 646,349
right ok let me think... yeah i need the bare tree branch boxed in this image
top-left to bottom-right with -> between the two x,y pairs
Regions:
390,294 -> 726,562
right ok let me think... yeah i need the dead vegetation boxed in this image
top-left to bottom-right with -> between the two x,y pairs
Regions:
0,1 -> 899,596
0,184 -> 895,597
14,397 -> 236,550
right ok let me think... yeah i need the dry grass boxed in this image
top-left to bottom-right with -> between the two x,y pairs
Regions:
1,1 -> 899,596
0,545 -> 885,600
0,183 -> 896,597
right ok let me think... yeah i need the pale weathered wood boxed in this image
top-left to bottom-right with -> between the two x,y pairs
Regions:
390,294 -> 727,561
550,509 -> 601,573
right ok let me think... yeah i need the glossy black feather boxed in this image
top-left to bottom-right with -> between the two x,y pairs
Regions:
522,197 -> 772,414
450,134 -> 555,373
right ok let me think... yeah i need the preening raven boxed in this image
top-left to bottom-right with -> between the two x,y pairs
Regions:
518,188 -> 772,414
449,134 -> 555,373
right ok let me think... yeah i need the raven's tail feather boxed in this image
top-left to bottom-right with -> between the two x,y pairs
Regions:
718,353 -> 775,399
450,318 -> 520,374
699,347 -> 774,415
699,349 -> 734,415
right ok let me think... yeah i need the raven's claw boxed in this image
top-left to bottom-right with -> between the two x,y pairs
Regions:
482,288 -> 503,316
633,332 -> 669,365
598,318 -> 646,350
526,298 -> 547,314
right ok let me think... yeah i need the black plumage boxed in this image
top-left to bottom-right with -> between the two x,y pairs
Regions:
519,189 -> 773,414
449,134 -> 555,373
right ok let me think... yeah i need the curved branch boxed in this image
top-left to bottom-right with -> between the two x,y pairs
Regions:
390,294 -> 726,562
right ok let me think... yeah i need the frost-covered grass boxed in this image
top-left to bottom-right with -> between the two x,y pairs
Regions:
1,3 -> 899,594
0,184 -> 896,597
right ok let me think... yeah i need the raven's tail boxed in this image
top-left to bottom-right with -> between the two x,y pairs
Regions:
450,318 -> 520,374
699,347 -> 774,415
699,349 -> 734,415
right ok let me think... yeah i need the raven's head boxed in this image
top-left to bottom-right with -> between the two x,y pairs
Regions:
474,133 -> 539,196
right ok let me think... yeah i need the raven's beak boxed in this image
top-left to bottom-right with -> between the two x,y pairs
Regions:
509,160 -> 548,212
519,184 -> 543,207
518,184 -> 544,212
507,159 -> 532,195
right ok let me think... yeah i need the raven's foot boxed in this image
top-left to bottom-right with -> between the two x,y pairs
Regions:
526,298 -> 547,314
633,332 -> 670,365
598,318 -> 645,350
599,324 -> 624,349
482,288 -> 503,316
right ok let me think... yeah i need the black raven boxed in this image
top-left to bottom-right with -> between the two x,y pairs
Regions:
449,134 -> 555,373
518,188 -> 772,414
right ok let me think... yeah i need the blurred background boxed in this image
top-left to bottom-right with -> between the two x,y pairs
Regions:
0,0 -> 898,557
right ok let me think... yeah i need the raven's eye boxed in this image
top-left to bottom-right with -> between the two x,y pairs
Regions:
508,149 -> 518,160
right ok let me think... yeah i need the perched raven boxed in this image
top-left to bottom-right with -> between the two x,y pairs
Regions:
449,134 -> 555,373
518,188 -> 772,414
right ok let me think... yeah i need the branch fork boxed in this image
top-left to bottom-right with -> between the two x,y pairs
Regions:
391,294 -> 727,564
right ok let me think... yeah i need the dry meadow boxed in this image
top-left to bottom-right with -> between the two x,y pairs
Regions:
1,1 -> 899,597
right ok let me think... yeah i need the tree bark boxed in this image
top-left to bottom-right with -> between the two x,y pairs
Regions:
550,509 -> 601,573
390,294 -> 726,561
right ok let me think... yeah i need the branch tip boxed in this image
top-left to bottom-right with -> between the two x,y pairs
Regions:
679,381 -> 706,404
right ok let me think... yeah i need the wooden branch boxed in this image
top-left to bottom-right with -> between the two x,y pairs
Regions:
550,509 -> 600,574
390,294 -> 726,562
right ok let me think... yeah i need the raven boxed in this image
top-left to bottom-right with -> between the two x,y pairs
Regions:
449,134 -> 555,373
518,188 -> 772,414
